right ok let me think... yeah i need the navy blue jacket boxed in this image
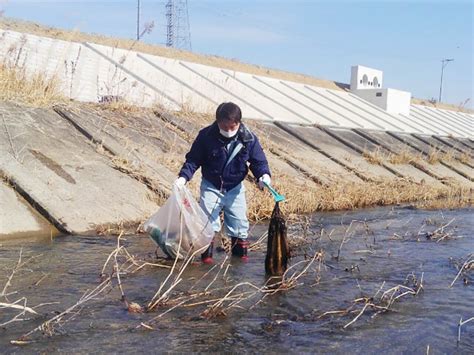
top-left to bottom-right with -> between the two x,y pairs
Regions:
178,122 -> 271,191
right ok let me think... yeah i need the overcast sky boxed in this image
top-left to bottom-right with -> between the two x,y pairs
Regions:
1,0 -> 473,108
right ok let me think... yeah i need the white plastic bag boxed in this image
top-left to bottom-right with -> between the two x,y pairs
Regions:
144,185 -> 214,259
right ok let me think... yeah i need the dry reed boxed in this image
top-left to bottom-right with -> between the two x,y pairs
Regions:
319,272 -> 424,328
450,253 -> 473,287
387,146 -> 456,166
37,98 -> 474,222
427,147 -> 442,164
0,249 -> 43,328
12,233 -> 170,343
0,61 -> 66,107
458,316 -> 474,343
362,147 -> 387,165
458,152 -> 472,165
388,147 -> 424,165
248,178 -> 471,220
142,107 -> 473,220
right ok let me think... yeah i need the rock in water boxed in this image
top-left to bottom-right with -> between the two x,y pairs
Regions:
265,202 -> 290,276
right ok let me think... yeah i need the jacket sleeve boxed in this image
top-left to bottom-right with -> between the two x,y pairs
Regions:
178,131 -> 205,181
248,135 -> 271,179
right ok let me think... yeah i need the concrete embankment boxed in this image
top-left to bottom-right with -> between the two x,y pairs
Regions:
0,102 -> 159,237
1,101 -> 473,238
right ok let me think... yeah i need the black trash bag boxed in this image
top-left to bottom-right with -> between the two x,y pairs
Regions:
265,202 -> 290,276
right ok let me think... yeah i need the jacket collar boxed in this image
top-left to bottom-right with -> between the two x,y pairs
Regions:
209,121 -> 254,143
238,123 -> 254,143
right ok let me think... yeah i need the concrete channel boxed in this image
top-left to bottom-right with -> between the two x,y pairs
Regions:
0,26 -> 472,243
1,100 -> 472,238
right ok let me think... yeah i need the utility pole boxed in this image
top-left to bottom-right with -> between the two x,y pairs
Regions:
165,0 -> 192,50
438,58 -> 454,103
137,0 -> 140,40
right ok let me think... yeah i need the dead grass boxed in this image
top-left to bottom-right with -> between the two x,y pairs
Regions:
415,187 -> 472,209
364,146 -> 467,167
117,105 -> 473,220
96,100 -> 149,114
0,61 -> 66,107
427,147 -> 443,164
440,149 -> 457,163
388,147 -> 423,165
246,177 -> 472,220
458,152 -> 473,165
0,30 -> 67,107
172,105 -> 215,126
412,97 -> 474,114
362,147 -> 388,165
427,147 -> 461,165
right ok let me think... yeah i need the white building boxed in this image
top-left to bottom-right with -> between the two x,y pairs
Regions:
350,65 -> 411,116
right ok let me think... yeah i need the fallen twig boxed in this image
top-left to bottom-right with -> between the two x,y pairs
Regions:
450,253 -> 473,288
0,301 -> 38,315
1,250 -> 45,328
457,316 -> 474,343
319,272 -> 424,328
13,276 -> 112,343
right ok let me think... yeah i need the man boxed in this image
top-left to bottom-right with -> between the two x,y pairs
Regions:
175,102 -> 271,263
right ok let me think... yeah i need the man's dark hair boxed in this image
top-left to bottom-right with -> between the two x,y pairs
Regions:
216,102 -> 242,123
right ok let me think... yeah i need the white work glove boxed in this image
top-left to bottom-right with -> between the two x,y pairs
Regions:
173,177 -> 187,189
258,174 -> 271,190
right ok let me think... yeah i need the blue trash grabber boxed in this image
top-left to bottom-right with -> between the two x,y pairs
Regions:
263,182 -> 285,203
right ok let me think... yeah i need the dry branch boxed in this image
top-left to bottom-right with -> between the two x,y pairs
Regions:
458,316 -> 474,343
450,253 -> 474,287
13,277 -> 112,343
319,272 -> 424,328
0,250 -> 46,328
11,233 -> 151,343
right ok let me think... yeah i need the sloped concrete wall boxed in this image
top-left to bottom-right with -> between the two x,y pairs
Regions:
0,29 -> 471,138
0,181 -> 55,238
1,100 -> 472,238
0,102 -> 159,235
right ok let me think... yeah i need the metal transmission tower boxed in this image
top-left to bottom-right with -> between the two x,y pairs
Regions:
165,0 -> 192,51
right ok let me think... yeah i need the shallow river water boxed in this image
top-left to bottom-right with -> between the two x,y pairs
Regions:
1,206 -> 473,354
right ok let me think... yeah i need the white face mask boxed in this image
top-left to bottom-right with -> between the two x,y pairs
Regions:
219,128 -> 238,138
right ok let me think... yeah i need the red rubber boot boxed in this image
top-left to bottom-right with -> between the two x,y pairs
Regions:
201,242 -> 214,264
231,237 -> 249,262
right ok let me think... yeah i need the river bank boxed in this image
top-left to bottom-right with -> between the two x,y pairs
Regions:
1,99 -> 473,238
